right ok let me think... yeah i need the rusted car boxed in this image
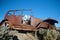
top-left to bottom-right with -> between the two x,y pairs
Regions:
0,9 -> 58,31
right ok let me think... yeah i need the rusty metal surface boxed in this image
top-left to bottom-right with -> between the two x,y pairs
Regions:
38,22 -> 56,29
31,16 -> 42,27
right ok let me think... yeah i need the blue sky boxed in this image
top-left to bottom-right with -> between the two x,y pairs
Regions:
0,0 -> 60,27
